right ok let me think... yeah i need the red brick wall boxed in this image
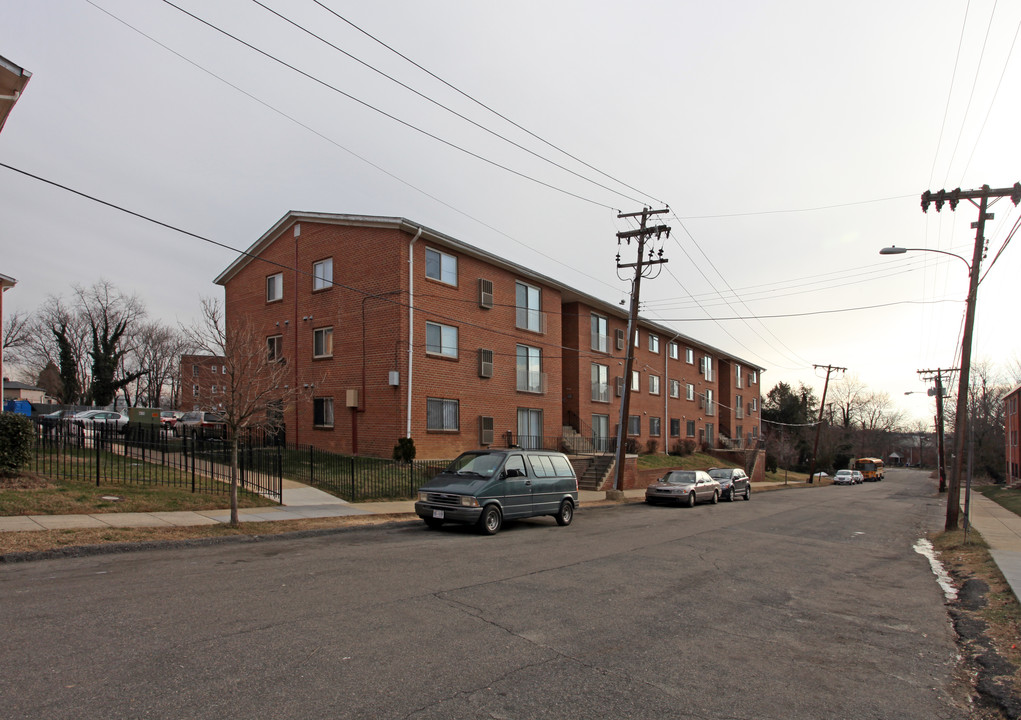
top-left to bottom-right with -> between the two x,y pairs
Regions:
178,354 -> 227,411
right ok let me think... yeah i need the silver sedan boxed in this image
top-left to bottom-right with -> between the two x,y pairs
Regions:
645,470 -> 721,507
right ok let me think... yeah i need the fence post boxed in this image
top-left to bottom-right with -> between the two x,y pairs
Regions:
239,442 -> 246,490
95,427 -> 101,487
277,445 -> 283,505
309,445 -> 315,486
350,456 -> 356,503
190,435 -> 196,493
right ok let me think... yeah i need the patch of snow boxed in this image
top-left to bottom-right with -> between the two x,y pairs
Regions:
913,538 -> 958,601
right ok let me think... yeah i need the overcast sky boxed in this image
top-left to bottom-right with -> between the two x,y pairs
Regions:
2,0 -> 1020,424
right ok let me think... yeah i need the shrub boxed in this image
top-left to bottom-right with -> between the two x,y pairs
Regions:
670,440 -> 696,457
766,453 -> 778,473
644,439 -> 659,455
392,437 -> 416,463
624,438 -> 639,454
0,412 -> 34,476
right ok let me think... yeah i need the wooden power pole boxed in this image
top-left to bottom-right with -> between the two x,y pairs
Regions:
806,364 -> 845,484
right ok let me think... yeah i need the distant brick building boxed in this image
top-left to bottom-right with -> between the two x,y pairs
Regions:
178,354 -> 228,412
215,213 -> 763,460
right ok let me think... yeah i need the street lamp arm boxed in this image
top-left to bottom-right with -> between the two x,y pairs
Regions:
879,246 -> 971,272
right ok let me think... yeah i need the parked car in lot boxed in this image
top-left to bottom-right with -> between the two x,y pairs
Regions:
414,449 -> 579,535
645,470 -> 721,507
174,411 -> 226,438
160,410 -> 183,429
708,467 -> 750,501
72,409 -> 129,432
852,470 -> 865,484
38,409 -> 78,427
834,469 -> 855,486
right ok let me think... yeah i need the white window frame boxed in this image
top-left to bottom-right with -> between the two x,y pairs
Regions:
267,272 -> 283,302
313,397 -> 334,428
650,417 -> 661,437
685,347 -> 694,364
515,281 -> 543,333
649,374 -> 660,395
628,415 -> 641,436
591,363 -> 610,403
425,321 -> 458,358
268,334 -> 283,362
516,344 -> 543,394
591,314 -> 609,353
313,258 -> 333,291
649,334 -> 660,353
669,379 -> 680,399
668,342 -> 679,360
211,365 -> 217,374
686,383 -> 695,401
426,397 -> 459,431
425,247 -> 457,286
313,327 -> 334,359
631,370 -> 640,392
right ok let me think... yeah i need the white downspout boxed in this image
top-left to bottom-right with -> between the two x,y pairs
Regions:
406,227 -> 423,438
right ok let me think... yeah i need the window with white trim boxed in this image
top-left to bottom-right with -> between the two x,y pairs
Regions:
685,347 -> 694,364
313,258 -> 333,291
427,398 -> 459,431
313,397 -> 334,428
425,247 -> 457,285
267,335 -> 283,362
668,342 -> 679,360
628,415 -> 641,436
650,417 -> 661,437
631,370 -> 640,392
425,322 -> 458,358
515,282 -> 543,333
669,379 -> 680,398
266,273 -> 283,302
649,374 -> 660,395
649,334 -> 659,353
313,327 -> 333,358
516,344 -> 543,393
591,314 -> 609,353
591,363 -> 610,403
686,383 -> 695,401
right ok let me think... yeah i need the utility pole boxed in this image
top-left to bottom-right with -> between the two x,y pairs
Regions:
610,207 -> 669,498
918,367 -> 955,493
921,183 -> 1021,530
806,364 -> 845,484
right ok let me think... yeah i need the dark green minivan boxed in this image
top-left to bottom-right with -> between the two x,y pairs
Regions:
414,449 -> 579,535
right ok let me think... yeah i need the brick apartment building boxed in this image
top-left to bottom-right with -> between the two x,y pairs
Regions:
214,213 -> 763,460
178,354 -> 228,412
1006,384 -> 1021,485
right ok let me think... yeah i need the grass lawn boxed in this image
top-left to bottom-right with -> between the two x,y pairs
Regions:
636,452 -> 737,471
975,484 -> 1021,516
0,471 -> 278,516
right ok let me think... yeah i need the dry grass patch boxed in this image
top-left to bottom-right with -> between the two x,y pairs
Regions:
0,513 -> 416,558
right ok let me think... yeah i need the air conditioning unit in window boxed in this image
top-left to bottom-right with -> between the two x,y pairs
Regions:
346,389 -> 359,408
478,349 -> 494,378
479,416 -> 494,445
478,278 -> 494,309
615,377 -> 624,397
615,328 -> 626,350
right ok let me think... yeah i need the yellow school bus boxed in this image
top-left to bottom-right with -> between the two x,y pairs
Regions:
853,457 -> 885,482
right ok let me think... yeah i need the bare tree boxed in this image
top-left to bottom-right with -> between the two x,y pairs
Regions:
185,298 -> 298,526
2,309 -> 31,365
126,322 -> 190,408
830,373 -> 869,428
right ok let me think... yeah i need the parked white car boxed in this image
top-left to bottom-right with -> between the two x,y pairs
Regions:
834,469 -> 855,486
72,409 -> 129,432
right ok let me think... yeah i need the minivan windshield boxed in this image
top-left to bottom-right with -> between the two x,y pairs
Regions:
445,452 -> 505,478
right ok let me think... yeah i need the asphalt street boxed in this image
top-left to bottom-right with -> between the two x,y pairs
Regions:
0,468 -> 969,719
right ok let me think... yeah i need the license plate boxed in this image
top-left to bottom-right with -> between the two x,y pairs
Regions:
432,509 -> 445,519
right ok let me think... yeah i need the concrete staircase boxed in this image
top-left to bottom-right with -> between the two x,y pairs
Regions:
571,453 -> 616,491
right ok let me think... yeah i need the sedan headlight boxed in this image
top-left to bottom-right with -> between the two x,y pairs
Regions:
460,496 -> 480,507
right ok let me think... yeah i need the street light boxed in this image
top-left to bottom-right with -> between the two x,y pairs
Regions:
879,243 -> 978,530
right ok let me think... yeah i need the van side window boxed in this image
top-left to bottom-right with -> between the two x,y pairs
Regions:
504,455 -> 527,477
528,455 -> 556,478
550,455 -> 574,477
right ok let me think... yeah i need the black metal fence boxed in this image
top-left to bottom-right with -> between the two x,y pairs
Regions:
29,420 -> 283,503
280,445 -> 449,502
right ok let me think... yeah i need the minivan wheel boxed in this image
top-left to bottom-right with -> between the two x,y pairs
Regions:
555,499 -> 574,527
686,491 -> 696,508
479,505 -> 502,535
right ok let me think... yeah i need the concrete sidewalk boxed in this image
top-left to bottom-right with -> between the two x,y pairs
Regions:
965,492 -> 1021,601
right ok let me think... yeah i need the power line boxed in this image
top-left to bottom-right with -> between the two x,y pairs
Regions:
247,0 -> 652,208
674,193 -> 916,220
83,0 -> 624,296
928,0 -> 971,188
310,0 -> 666,208
161,0 -> 620,211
